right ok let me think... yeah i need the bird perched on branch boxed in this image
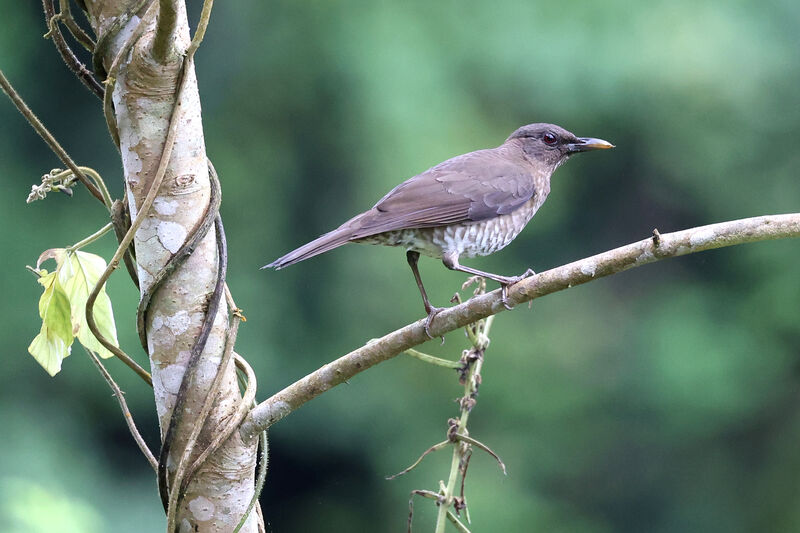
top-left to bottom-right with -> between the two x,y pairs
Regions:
265,123 -> 613,336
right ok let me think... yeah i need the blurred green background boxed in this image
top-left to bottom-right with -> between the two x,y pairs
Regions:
2,1 -> 800,531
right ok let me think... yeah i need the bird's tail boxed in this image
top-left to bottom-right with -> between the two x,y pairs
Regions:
263,213 -> 367,269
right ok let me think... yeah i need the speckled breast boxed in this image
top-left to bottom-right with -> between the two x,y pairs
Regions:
358,195 -> 543,259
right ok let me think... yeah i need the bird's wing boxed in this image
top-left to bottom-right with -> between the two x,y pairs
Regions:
349,148 -> 536,238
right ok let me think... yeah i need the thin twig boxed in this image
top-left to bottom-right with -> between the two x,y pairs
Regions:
446,510 -> 472,533
0,69 -> 104,204
41,0 -> 104,98
232,353 -> 267,533
387,440 -> 451,480
241,213 -> 800,439
408,490 -> 443,533
458,450 -> 472,523
85,348 -> 157,470
185,0 -> 214,58
111,199 -> 140,288
234,427 -> 268,533
58,0 -> 96,52
454,434 -> 506,475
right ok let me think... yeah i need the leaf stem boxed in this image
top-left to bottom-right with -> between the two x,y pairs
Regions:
74,166 -> 114,210
67,222 -> 113,252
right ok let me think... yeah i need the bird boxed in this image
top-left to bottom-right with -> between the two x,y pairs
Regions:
265,123 -> 613,336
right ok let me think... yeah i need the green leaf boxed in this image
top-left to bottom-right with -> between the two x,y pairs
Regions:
59,251 -> 119,359
28,270 -> 74,376
28,247 -> 120,376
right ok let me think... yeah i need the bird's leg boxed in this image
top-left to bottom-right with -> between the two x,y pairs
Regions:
406,250 -> 445,340
442,253 -> 534,310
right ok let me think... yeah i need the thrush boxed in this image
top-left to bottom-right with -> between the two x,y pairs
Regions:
265,123 -> 613,335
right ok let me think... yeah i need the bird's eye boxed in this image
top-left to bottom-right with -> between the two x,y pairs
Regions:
543,132 -> 558,146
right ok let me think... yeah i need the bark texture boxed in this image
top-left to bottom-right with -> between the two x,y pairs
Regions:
84,1 -> 257,530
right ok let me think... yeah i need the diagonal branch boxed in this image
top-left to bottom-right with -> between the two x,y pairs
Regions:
240,213 -> 800,440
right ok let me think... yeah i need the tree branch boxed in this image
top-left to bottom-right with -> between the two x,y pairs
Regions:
152,0 -> 179,63
240,213 -> 800,440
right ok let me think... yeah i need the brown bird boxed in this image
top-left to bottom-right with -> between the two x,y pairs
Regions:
265,123 -> 613,335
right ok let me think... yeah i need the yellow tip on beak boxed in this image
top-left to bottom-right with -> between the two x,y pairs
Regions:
570,137 -> 615,152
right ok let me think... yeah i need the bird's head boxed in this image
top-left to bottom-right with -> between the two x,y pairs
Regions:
507,123 -> 614,171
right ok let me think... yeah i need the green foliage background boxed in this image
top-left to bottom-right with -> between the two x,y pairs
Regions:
2,1 -> 800,531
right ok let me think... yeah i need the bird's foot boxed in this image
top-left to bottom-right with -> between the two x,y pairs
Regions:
498,268 -> 536,310
424,305 -> 446,343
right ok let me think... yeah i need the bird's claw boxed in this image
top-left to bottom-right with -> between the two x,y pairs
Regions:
500,284 -> 514,310
499,268 -> 536,310
424,306 -> 446,344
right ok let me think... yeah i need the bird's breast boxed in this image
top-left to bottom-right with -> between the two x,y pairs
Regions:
358,195 -> 545,259
433,195 -> 542,258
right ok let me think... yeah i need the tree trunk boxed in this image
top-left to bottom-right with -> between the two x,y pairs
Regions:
84,1 -> 257,530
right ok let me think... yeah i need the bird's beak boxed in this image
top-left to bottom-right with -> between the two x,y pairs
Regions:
567,137 -> 615,153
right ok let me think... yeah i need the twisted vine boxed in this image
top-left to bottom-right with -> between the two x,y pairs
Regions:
57,0 -> 96,52
136,162 -> 222,351
161,213 -> 226,524
42,0 -> 104,98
